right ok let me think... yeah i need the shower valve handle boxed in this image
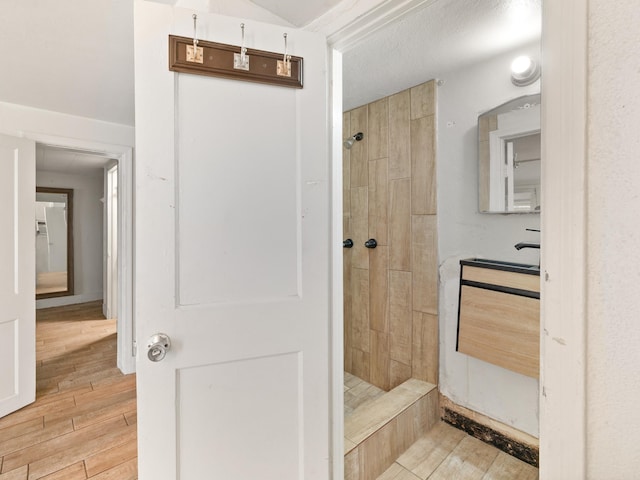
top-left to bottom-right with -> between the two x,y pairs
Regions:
364,239 -> 377,249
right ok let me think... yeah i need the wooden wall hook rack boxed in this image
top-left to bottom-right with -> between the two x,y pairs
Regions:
168,35 -> 303,89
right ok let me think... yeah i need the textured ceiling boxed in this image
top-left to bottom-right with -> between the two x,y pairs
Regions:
0,0 -> 540,127
0,0 -> 134,126
343,0 -> 541,111
249,0 -> 343,27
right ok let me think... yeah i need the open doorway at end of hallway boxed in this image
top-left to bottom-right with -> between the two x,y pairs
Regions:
34,140 -> 135,375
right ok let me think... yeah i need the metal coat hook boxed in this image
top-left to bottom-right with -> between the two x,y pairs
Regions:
233,22 -> 250,70
186,14 -> 203,63
283,33 -> 291,67
240,23 -> 246,63
192,14 -> 198,51
169,21 -> 303,87
277,33 -> 292,77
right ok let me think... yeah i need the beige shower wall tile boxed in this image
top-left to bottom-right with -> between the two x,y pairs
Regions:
389,90 -> 411,179
343,111 -> 351,213
351,348 -> 370,383
390,360 -> 412,390
412,215 -> 438,314
343,110 -> 352,140
411,115 -> 436,215
344,344 -> 353,374
370,330 -> 390,391
359,418 -> 398,480
389,270 -> 412,366
344,214 -> 352,239
412,311 -> 439,384
344,112 -> 352,238
395,392 -> 438,454
389,178 -> 411,271
350,106 -> 369,187
351,186 -> 369,270
368,98 -> 389,160
369,158 -> 389,245
410,80 -> 435,119
345,444 -> 360,480
343,249 -> 353,372
352,267 -> 370,353
370,246 -> 389,333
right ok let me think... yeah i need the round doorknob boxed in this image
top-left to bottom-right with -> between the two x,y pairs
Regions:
364,238 -> 377,249
343,239 -> 354,248
147,333 -> 171,362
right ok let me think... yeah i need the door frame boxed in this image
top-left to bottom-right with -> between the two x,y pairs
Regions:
105,163 -> 119,322
322,3 -> 437,476
322,0 -> 589,476
26,132 -> 136,375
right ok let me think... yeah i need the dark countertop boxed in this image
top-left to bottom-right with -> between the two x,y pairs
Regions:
460,258 -> 540,276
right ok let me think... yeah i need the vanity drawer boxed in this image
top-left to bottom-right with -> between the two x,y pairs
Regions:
457,285 -> 540,378
462,265 -> 540,293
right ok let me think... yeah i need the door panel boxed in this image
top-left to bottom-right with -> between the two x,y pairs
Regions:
177,352 -> 301,478
134,3 -> 330,478
176,74 -> 298,304
0,134 -> 35,418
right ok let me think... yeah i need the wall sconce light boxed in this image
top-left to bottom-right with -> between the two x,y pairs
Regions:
344,132 -> 364,149
510,56 -> 540,87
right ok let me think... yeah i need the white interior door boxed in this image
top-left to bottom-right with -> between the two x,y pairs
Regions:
134,3 -> 331,478
0,134 -> 35,418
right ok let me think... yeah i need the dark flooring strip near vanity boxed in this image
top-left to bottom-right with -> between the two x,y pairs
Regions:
442,408 -> 539,467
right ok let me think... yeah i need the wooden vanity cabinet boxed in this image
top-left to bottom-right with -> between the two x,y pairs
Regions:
457,260 -> 540,378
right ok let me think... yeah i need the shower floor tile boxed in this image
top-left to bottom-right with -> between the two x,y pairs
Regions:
344,372 -> 385,418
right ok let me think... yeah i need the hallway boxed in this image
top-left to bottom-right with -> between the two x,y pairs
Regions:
0,301 -> 137,479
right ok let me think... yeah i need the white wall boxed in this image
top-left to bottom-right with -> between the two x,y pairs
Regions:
0,100 -> 135,374
0,101 -> 134,147
437,42 -> 541,436
36,170 -> 105,308
586,0 -> 640,475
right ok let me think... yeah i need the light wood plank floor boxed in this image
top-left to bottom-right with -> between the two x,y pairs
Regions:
377,422 -> 538,480
0,301 -> 137,480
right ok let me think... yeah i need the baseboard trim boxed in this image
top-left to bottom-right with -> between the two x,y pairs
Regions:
442,407 -> 539,467
36,292 -> 103,309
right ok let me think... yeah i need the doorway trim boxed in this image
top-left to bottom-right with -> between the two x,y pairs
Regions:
322,0 -> 589,477
539,0 -> 587,476
26,132 -> 135,375
323,3 -> 439,477
106,163 -> 119,320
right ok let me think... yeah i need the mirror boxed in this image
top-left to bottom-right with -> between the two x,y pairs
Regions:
478,94 -> 541,213
36,187 -> 74,298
